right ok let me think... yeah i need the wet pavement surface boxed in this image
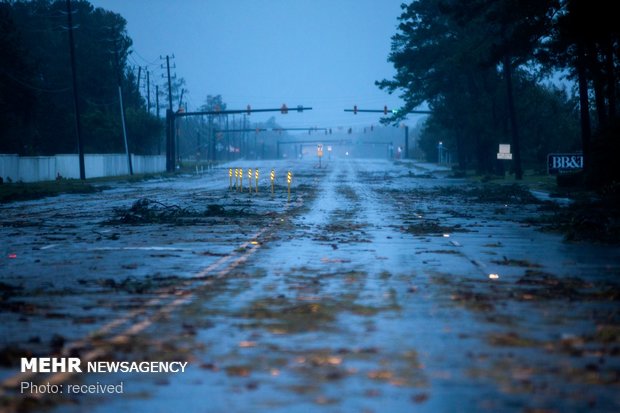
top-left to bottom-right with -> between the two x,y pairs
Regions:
1,159 -> 620,412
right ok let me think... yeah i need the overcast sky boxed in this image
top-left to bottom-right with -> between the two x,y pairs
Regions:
87,0 -> 423,132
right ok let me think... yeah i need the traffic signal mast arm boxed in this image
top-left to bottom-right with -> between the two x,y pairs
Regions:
273,128 -> 328,132
214,128 -> 268,133
277,139 -> 352,145
175,105 -> 312,118
344,107 -> 432,115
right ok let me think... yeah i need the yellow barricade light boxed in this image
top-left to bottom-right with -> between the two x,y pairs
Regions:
270,169 -> 275,194
255,169 -> 259,193
287,171 -> 292,201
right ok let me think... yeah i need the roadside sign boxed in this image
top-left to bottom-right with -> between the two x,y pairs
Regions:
497,143 -> 512,160
497,153 -> 513,160
547,153 -> 583,174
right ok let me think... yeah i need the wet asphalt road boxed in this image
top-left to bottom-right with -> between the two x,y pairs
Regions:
1,158 -> 620,412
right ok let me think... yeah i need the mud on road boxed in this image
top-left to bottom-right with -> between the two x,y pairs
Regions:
1,159 -> 620,412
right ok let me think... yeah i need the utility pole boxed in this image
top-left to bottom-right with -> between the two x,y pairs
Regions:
146,70 -> 150,114
226,114 -> 230,161
242,114 -> 247,158
404,125 -> 409,159
165,55 -> 173,111
65,0 -> 85,180
114,40 -> 133,175
156,85 -> 160,118
156,84 -> 160,154
164,55 -> 175,171
136,66 -> 142,94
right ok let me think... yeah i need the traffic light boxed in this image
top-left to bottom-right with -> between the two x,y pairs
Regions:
353,105 -> 358,114
384,105 -> 388,115
281,104 -> 288,114
247,104 -> 251,115
348,128 -> 352,134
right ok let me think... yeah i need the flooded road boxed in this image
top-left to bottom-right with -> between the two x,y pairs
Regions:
1,159 -> 620,412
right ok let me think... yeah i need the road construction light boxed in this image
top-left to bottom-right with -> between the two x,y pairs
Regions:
255,169 -> 259,193
287,171 -> 292,201
270,169 -> 275,194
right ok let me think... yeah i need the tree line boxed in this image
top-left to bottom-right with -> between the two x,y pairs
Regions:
0,0 -> 162,156
378,0 -> 618,186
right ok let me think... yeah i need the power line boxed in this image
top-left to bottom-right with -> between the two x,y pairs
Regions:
130,48 -> 161,67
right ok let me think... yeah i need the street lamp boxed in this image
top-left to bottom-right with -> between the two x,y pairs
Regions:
437,141 -> 443,164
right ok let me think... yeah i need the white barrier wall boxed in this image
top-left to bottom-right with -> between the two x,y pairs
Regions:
0,155 -> 19,181
0,154 -> 166,183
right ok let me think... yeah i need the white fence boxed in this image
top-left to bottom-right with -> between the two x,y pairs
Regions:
0,154 -> 166,183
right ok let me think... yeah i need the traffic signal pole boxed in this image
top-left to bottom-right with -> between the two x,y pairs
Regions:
169,106 -> 312,167
344,106 -> 431,159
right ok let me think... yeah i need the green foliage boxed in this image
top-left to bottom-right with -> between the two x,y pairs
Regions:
0,0 -> 162,155
377,0 -> 608,178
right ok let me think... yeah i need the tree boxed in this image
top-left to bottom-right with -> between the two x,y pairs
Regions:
0,3 -> 37,154
543,0 -> 620,186
378,0 -> 579,177
0,0 -> 161,156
